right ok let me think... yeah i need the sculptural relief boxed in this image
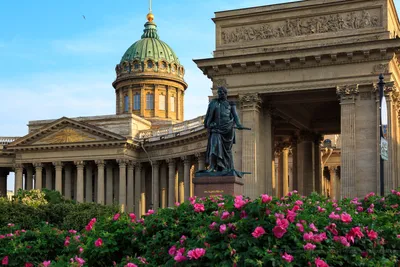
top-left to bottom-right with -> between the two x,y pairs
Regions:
221,10 -> 380,44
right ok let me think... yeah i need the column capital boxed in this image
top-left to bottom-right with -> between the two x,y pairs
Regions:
74,161 -> 86,167
116,158 -> 129,166
328,166 -> 337,172
181,155 -> 191,164
33,162 -> 43,168
336,84 -> 359,102
239,93 -> 262,110
13,163 -> 23,170
166,158 -> 175,166
95,160 -> 105,167
383,81 -> 398,100
152,160 -> 160,167
194,152 -> 205,159
53,161 -> 64,168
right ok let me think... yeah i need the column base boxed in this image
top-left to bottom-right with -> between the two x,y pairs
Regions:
193,175 -> 244,198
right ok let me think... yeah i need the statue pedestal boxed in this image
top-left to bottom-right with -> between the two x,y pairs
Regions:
192,175 -> 244,198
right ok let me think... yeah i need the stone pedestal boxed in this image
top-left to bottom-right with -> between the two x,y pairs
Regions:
193,176 -> 244,198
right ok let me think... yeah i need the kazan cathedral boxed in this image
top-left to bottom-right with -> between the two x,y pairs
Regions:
11,0 -> 400,215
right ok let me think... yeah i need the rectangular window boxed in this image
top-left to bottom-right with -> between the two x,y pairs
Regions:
159,94 -> 165,111
124,95 -> 129,112
170,96 -> 175,112
134,94 -> 140,110
146,94 -> 154,110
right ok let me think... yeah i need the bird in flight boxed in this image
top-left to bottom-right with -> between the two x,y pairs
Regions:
82,15 -> 86,20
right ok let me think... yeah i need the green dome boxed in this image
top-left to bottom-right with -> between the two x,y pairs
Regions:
120,21 -> 180,64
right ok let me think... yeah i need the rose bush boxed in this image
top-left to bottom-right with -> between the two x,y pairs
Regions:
0,189 -> 399,266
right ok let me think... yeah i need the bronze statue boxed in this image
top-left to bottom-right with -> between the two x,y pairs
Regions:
197,86 -> 250,177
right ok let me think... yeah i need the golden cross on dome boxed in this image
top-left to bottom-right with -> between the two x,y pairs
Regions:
146,0 -> 154,22
149,0 -> 152,13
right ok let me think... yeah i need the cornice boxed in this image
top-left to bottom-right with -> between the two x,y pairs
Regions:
113,73 -> 188,89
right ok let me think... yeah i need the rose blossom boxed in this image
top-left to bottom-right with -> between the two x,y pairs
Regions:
304,243 -> 316,250
174,253 -> 187,262
341,212 -> 352,223
68,230 -> 77,234
252,226 -> 266,238
282,252 -> 294,262
95,238 -> 103,247
194,203 -> 205,212
329,212 -> 340,220
43,261 -> 51,267
209,222 -> 217,230
234,195 -> 247,209
309,223 -> 318,232
261,194 -> 272,203
315,257 -> 329,267
125,263 -> 138,267
25,263 -> 33,267
220,224 -> 227,234
74,256 -> 85,267
2,256 -> 8,265
129,213 -> 136,222
366,229 -> 378,240
187,248 -> 206,260
85,218 -> 96,231
113,213 -> 120,221
221,211 -> 230,220
296,223 -> 304,232
169,245 -> 177,256
272,226 -> 287,238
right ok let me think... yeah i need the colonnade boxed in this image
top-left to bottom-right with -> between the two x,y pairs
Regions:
8,153 -> 206,215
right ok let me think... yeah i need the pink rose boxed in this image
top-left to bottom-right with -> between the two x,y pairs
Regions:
68,230 -> 77,234
64,236 -> 70,247
113,213 -> 120,221
315,257 -> 329,267
252,226 -> 266,238
328,212 -> 340,220
169,245 -> 177,256
282,252 -> 294,262
145,209 -> 155,215
187,248 -> 206,260
174,254 -> 187,262
221,211 -> 230,220
286,210 -> 297,222
193,203 -> 205,213
272,226 -> 287,238
325,223 -> 338,236
341,212 -> 352,223
234,195 -> 247,209
129,213 -> 136,222
74,256 -> 85,267
334,236 -> 350,247
309,223 -> 318,232
209,222 -> 217,230
94,238 -> 103,247
261,194 -> 272,203
296,223 -> 304,233
277,218 -> 289,229
25,263 -> 33,267
43,261 -> 51,267
125,263 -> 138,267
303,232 -> 314,241
366,229 -> 378,240
295,200 -> 303,206
220,224 -> 227,234
2,256 -> 8,265
304,243 -> 316,250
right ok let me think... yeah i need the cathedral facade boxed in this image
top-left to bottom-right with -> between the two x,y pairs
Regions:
1,0 -> 400,215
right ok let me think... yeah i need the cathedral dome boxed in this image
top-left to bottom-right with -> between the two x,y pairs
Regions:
120,21 -> 180,65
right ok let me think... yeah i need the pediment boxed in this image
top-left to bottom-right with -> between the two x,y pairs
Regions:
9,117 -> 126,147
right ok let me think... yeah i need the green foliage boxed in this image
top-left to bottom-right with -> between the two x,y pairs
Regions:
0,189 -> 399,266
13,189 -> 48,207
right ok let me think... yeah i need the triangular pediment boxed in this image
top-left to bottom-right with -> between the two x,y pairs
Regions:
9,117 -> 126,147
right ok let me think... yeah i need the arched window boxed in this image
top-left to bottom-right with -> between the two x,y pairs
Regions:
170,96 -> 175,112
147,61 -> 153,69
134,94 -> 140,110
146,93 -> 154,110
124,95 -> 129,112
159,94 -> 166,111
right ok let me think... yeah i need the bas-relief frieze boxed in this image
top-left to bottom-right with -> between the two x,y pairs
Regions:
221,10 -> 380,44
35,128 -> 97,144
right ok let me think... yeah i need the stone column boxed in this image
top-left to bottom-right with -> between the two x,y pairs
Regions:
64,164 -> 72,200
128,86 -> 133,113
152,161 -> 160,210
14,164 -> 23,193
134,163 -> 142,216
178,161 -> 184,203
337,85 -> 358,198
297,132 -> 314,196
25,164 -> 33,190
329,166 -> 337,200
196,153 -> 206,171
75,161 -> 85,203
53,162 -> 63,194
291,139 -> 298,191
0,169 -> 9,197
45,164 -> 53,190
182,156 -> 191,201
276,148 -> 283,197
272,157 -> 276,196
85,163 -> 93,202
141,167 -> 146,215
264,110 -> 273,195
106,162 -> 114,205
117,159 -> 127,211
113,166 -> 119,203
314,136 -> 323,194
282,147 -> 289,197
239,93 -> 262,199
384,84 -> 397,194
96,160 -> 105,204
127,162 -> 135,212
160,162 -> 167,208
33,163 -> 43,190
167,159 -> 176,207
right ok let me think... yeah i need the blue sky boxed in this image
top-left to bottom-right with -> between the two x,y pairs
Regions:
0,0 -> 296,190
